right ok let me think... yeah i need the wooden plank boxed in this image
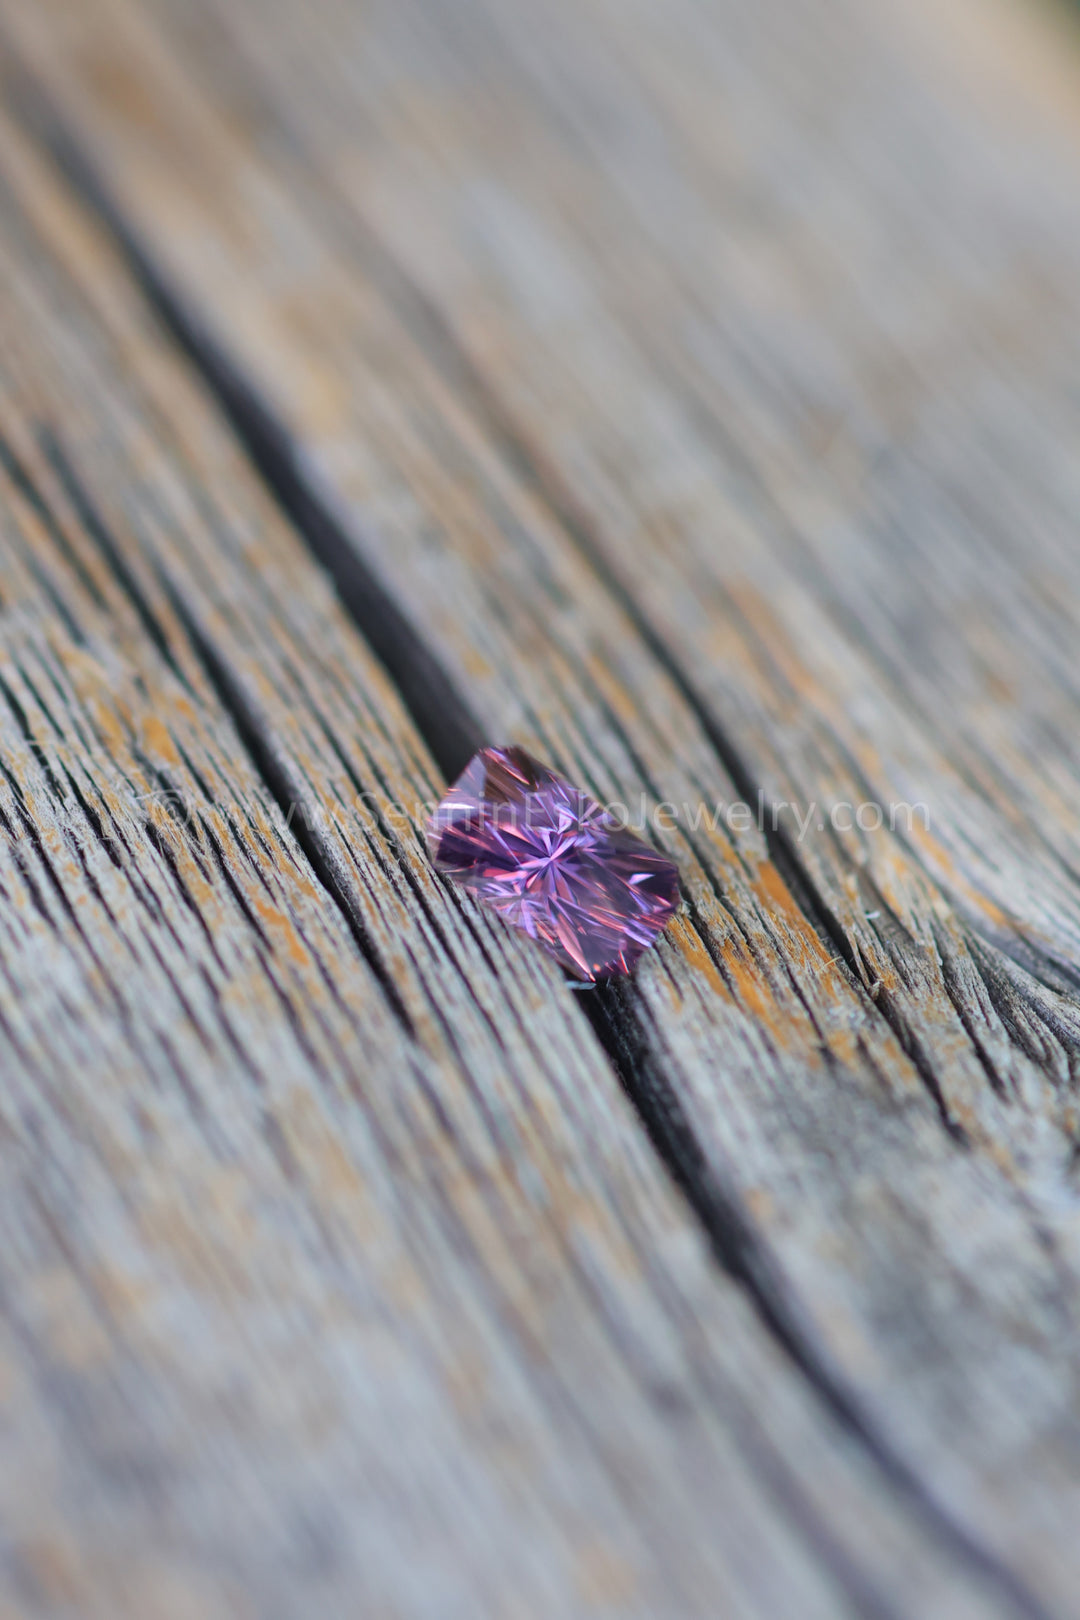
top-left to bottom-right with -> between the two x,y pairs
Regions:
0,87 -> 1012,1620
8,0 -> 1080,1611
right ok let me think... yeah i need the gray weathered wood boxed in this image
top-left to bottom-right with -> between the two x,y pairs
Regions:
2,0 -> 1080,1612
0,77 -> 1024,1620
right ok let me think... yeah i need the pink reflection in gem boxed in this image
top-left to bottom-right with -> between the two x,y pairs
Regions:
427,745 -> 680,981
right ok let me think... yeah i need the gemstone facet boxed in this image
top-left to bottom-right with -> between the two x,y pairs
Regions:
427,745 -> 680,981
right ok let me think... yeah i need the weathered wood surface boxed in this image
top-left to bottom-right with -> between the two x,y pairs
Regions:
0,95 -> 1003,1620
1,0 -> 1080,1613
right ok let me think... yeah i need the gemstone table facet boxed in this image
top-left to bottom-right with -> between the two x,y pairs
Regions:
427,746 -> 680,981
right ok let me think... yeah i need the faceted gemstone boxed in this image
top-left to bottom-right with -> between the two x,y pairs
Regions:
427,745 -> 680,981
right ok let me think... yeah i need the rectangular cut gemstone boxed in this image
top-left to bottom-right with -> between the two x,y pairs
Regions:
427,745 -> 680,981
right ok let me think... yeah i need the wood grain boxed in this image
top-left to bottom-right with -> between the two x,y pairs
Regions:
1,0 -> 1080,1612
0,88 -> 1015,1620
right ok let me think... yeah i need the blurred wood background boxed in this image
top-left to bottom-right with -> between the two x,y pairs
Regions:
1,0 -> 1080,1614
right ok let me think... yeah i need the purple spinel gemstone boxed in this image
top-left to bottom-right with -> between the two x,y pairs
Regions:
427,745 -> 680,981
